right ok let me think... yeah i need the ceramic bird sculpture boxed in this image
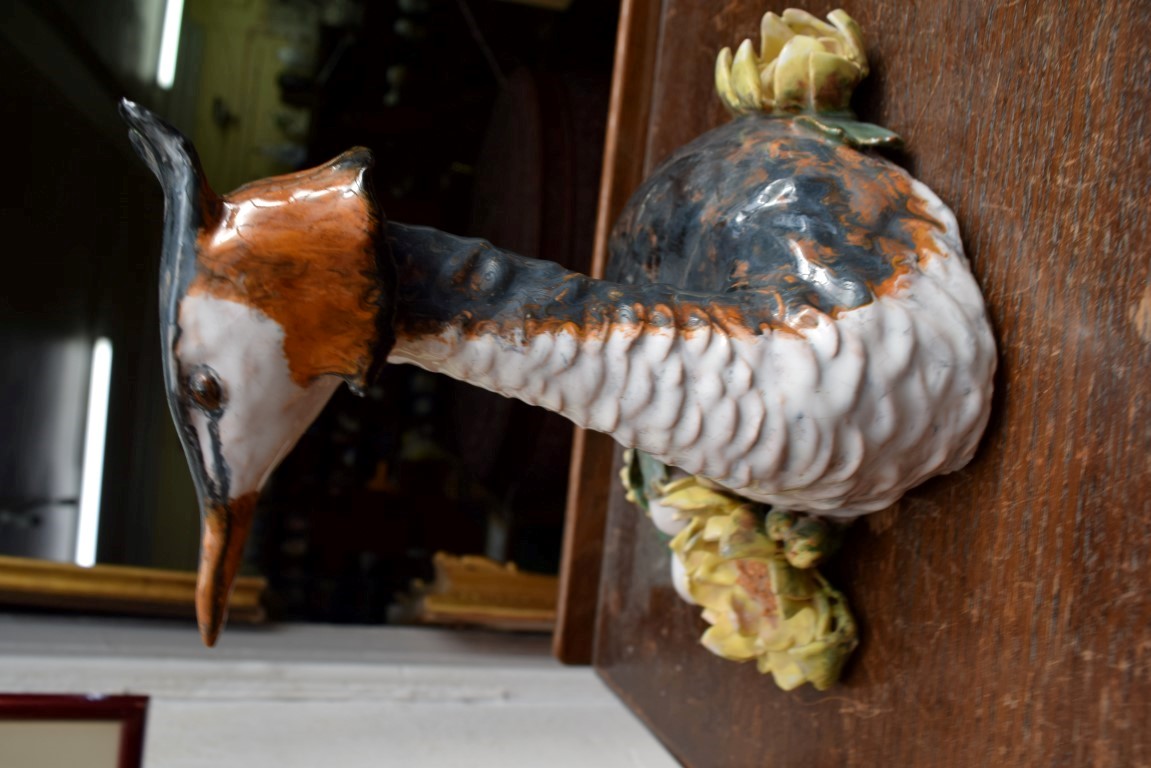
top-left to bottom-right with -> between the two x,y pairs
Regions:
122,9 -> 994,690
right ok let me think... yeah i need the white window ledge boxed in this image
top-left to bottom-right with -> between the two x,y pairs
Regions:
0,614 -> 676,768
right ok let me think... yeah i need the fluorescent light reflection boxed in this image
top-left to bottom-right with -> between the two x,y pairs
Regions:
76,337 -> 113,567
156,0 -> 186,89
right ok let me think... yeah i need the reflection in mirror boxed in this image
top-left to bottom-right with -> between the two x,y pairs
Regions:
0,0 -> 615,628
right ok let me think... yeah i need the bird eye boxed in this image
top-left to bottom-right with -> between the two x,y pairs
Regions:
187,367 -> 224,411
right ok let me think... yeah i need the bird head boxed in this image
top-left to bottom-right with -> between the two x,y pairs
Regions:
121,100 -> 394,646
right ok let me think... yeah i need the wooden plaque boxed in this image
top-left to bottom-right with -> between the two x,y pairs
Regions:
578,0 -> 1151,765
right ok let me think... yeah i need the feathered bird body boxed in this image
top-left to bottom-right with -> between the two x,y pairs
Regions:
386,116 -> 994,516
606,116 -> 995,514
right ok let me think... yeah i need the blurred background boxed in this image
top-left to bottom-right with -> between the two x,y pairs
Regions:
0,0 -> 617,624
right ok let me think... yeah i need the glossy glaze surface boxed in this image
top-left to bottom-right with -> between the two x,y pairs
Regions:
192,150 -> 391,390
122,101 -> 391,644
388,117 -> 994,515
609,117 -> 931,316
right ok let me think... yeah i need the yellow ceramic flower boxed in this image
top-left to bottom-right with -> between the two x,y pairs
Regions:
715,8 -> 867,114
662,476 -> 858,691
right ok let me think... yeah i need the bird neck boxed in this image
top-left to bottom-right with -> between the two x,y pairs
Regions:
382,222 -> 761,455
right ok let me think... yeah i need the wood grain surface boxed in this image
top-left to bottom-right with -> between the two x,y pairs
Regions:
591,1 -> 1151,765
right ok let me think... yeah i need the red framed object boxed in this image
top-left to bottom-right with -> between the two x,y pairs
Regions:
0,694 -> 148,768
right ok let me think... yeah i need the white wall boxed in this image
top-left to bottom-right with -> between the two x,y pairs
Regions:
0,615 -> 676,767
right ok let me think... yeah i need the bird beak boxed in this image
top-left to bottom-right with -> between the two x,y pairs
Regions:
196,493 -> 257,647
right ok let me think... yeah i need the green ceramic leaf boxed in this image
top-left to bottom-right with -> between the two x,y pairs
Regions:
795,113 -> 904,148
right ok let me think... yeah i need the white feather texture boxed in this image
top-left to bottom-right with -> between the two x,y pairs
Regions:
389,174 -> 994,518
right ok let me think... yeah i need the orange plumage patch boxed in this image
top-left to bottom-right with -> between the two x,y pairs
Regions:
190,151 -> 384,389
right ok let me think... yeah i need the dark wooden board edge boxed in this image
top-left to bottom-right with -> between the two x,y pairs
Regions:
553,0 -> 665,665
